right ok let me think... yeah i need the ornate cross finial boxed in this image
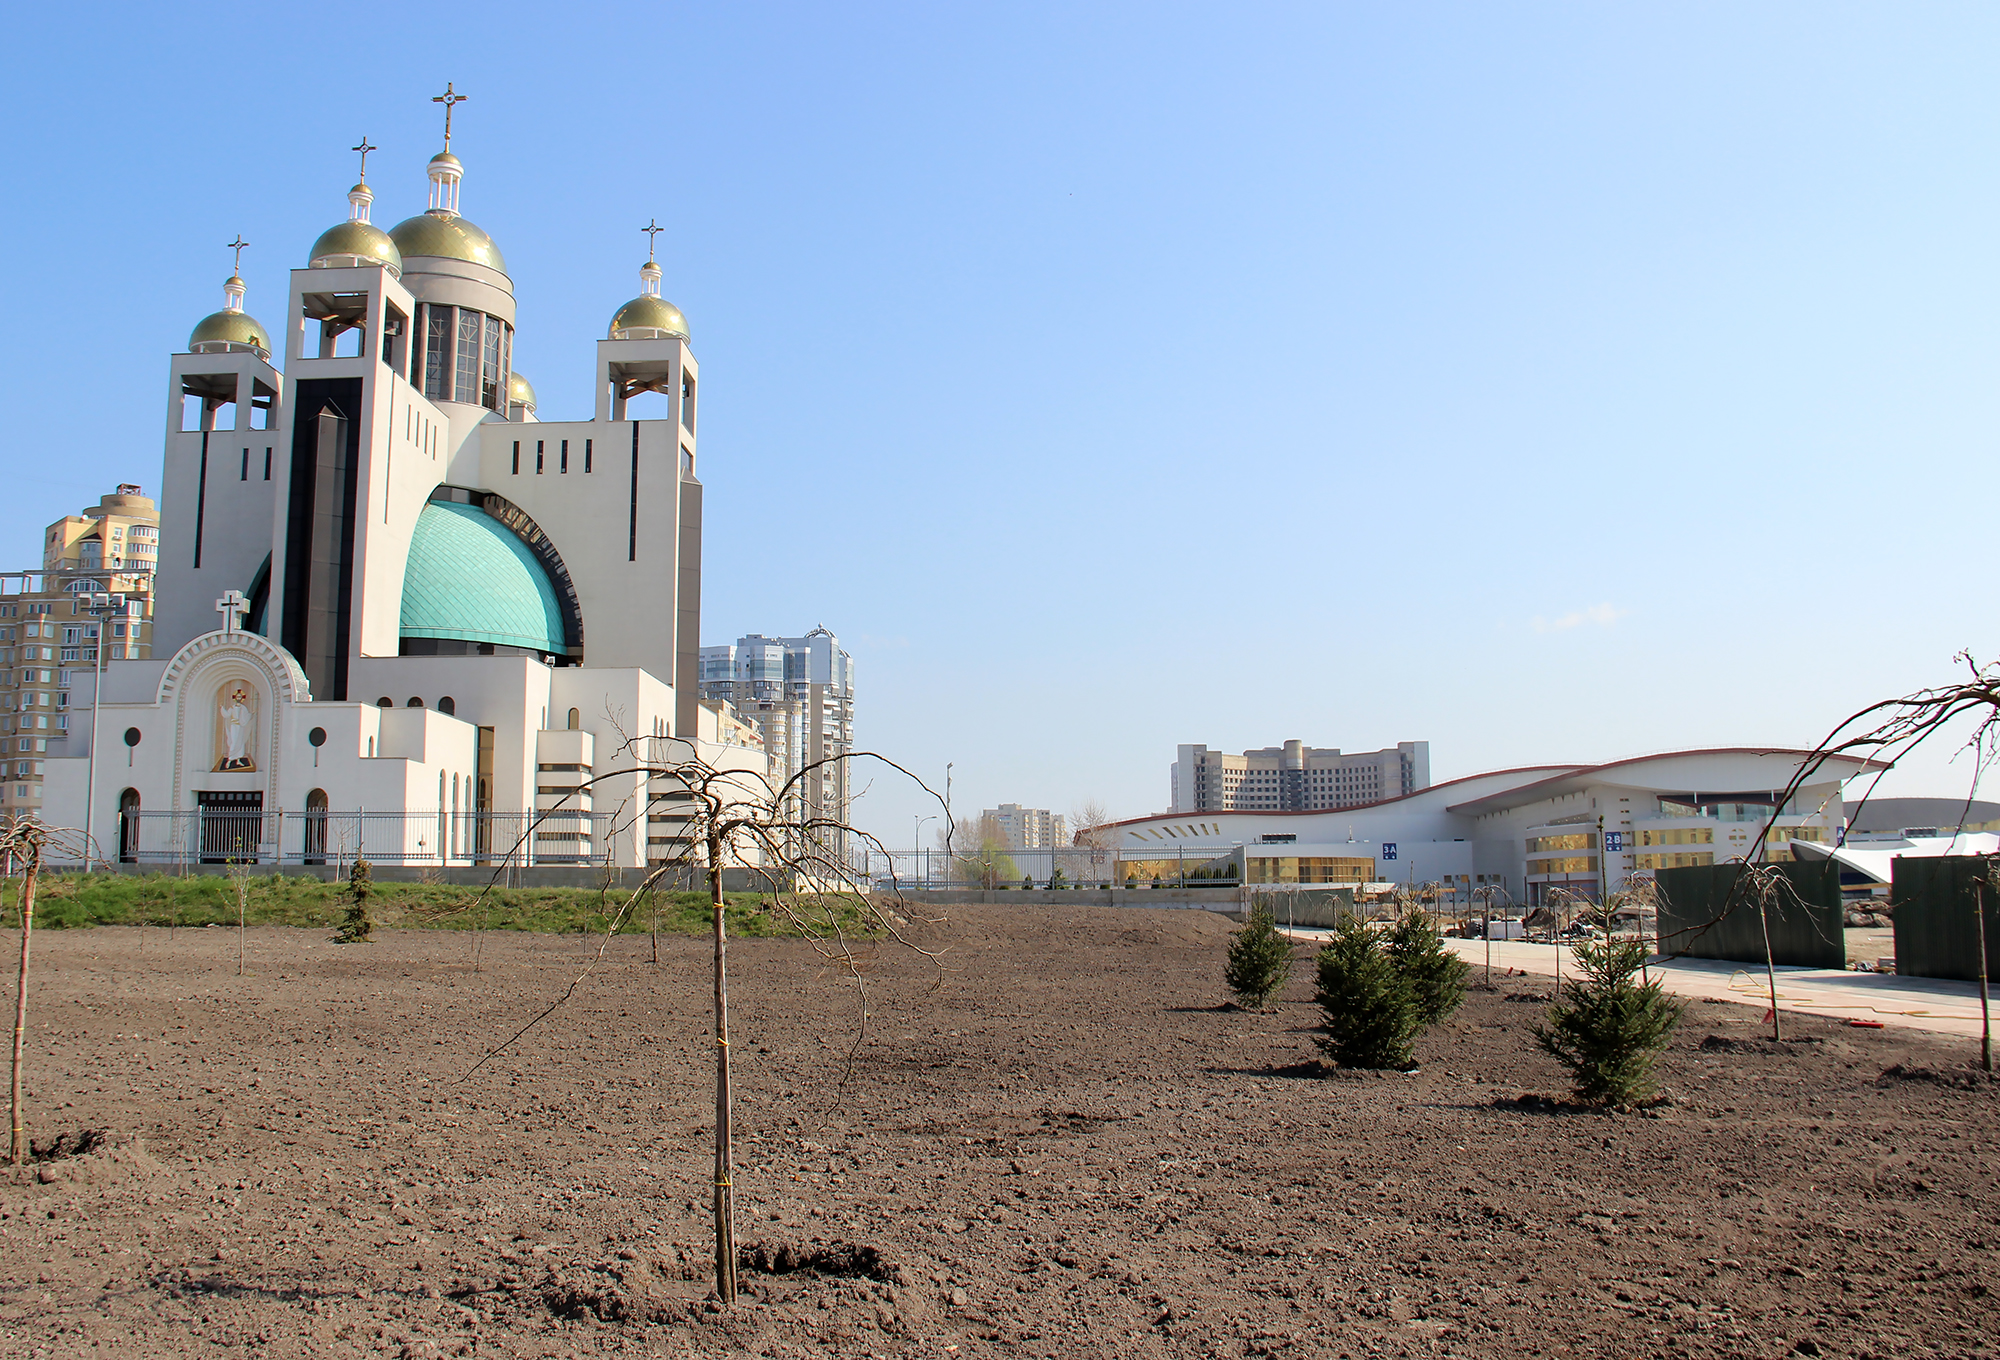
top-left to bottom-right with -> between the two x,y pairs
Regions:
226,235 -> 249,274
352,135 -> 376,179
642,218 -> 664,262
215,590 -> 248,633
432,82 -> 468,150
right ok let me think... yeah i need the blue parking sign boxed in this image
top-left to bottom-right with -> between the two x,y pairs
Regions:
1381,843 -> 1397,860
1604,832 -> 1624,851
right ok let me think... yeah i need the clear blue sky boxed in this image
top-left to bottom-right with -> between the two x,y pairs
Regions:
3,3 -> 1996,842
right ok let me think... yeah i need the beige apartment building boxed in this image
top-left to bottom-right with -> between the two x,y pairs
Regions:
1171,739 -> 1431,813
2,487 -> 160,816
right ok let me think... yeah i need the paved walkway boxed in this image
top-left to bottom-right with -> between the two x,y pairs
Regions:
1279,928 -> 1996,1040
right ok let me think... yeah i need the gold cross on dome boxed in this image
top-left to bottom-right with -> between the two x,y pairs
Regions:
642,218 -> 664,262
226,235 -> 249,274
432,82 -> 468,149
352,135 -> 376,179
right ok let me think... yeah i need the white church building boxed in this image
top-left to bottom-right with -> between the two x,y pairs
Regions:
41,99 -> 759,871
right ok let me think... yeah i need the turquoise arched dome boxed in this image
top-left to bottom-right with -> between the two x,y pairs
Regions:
399,502 -> 565,653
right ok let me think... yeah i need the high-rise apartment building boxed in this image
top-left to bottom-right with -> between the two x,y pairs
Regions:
699,628 -> 855,848
1170,740 -> 1430,814
2,487 -> 160,816
979,804 -> 1067,851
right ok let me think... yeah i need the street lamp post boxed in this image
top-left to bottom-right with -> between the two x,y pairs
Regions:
914,814 -> 936,889
80,591 -> 126,873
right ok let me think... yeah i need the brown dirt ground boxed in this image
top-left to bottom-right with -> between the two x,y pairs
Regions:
2,904 -> 1996,1360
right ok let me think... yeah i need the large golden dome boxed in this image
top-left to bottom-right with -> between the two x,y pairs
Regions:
608,294 -> 689,341
389,210 -> 508,274
309,220 -> 404,275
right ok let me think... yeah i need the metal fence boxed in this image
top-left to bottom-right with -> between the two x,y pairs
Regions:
108,809 -> 616,869
855,846 -> 1219,891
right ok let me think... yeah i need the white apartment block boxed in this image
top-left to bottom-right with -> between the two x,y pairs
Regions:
1171,739 -> 1430,813
981,804 -> 1066,851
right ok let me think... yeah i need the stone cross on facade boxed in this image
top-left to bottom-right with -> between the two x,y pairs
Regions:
215,590 -> 249,633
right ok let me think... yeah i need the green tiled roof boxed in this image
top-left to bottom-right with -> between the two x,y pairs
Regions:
399,501 -> 565,654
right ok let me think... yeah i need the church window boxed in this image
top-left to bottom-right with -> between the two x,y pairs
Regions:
481,314 -> 503,410
263,447 -> 272,480
454,309 -> 482,404
567,708 -> 580,731
536,441 -> 544,474
377,696 -> 393,708
512,441 -> 520,475
240,448 -> 249,481
584,439 -> 592,474
560,440 -> 568,474
407,697 -> 424,708
438,696 -> 455,716
423,305 -> 451,400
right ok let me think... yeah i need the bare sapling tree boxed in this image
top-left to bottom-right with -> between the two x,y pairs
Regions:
1069,799 -> 1114,888
3,817 -> 85,1165
1472,884 -> 1508,987
442,744 -> 947,1306
1978,864 -> 1994,1073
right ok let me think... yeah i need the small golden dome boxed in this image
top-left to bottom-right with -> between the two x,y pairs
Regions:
389,211 -> 508,274
609,294 -> 689,341
309,220 -> 404,275
429,151 -> 464,174
189,309 -> 270,358
508,371 -> 537,411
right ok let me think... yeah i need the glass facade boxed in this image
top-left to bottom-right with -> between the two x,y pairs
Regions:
1638,827 -> 1714,846
1634,851 -> 1715,870
1527,854 -> 1597,875
1247,855 -> 1375,885
1525,832 -> 1596,854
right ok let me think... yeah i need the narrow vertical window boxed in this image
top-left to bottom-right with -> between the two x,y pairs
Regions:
560,439 -> 568,473
424,305 -> 451,400
454,308 -> 482,405
480,313 -> 502,410
536,440 -> 544,474
512,441 -> 520,475
263,447 -> 272,480
584,438 -> 592,473
240,448 -> 249,481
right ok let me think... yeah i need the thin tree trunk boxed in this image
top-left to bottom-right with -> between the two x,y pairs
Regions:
1977,876 -> 1992,1073
10,845 -> 37,1164
651,889 -> 659,967
1758,894 -> 1782,1042
709,832 -> 737,1303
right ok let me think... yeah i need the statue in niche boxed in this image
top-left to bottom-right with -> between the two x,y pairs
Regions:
213,681 -> 258,772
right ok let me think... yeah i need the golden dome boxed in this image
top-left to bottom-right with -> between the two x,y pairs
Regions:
609,294 -> 689,341
429,151 -> 464,174
508,371 -> 537,411
309,220 -> 404,275
189,308 -> 270,358
389,211 -> 508,274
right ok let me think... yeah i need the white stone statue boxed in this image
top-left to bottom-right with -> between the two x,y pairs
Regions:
214,683 -> 257,772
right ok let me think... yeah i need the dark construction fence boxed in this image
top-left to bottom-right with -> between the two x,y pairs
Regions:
1889,855 -> 2000,983
1655,860 -> 1844,969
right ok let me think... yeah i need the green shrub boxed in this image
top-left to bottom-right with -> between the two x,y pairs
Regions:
1313,918 -> 1421,1069
333,859 -> 374,943
1386,909 -> 1469,1026
1225,906 -> 1294,1009
1535,935 -> 1685,1104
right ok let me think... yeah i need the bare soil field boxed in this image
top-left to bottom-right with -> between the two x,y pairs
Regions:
2,904 -> 1995,1359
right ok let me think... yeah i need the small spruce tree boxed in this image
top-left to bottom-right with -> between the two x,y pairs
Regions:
1022,873 -> 1035,891
1386,909 -> 1470,1026
1225,906 -> 1294,1009
1534,934 -> 1685,1104
334,858 -> 374,943
1313,917 -> 1421,1069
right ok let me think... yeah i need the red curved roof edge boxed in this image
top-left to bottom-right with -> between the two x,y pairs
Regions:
1098,748 -> 1890,835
